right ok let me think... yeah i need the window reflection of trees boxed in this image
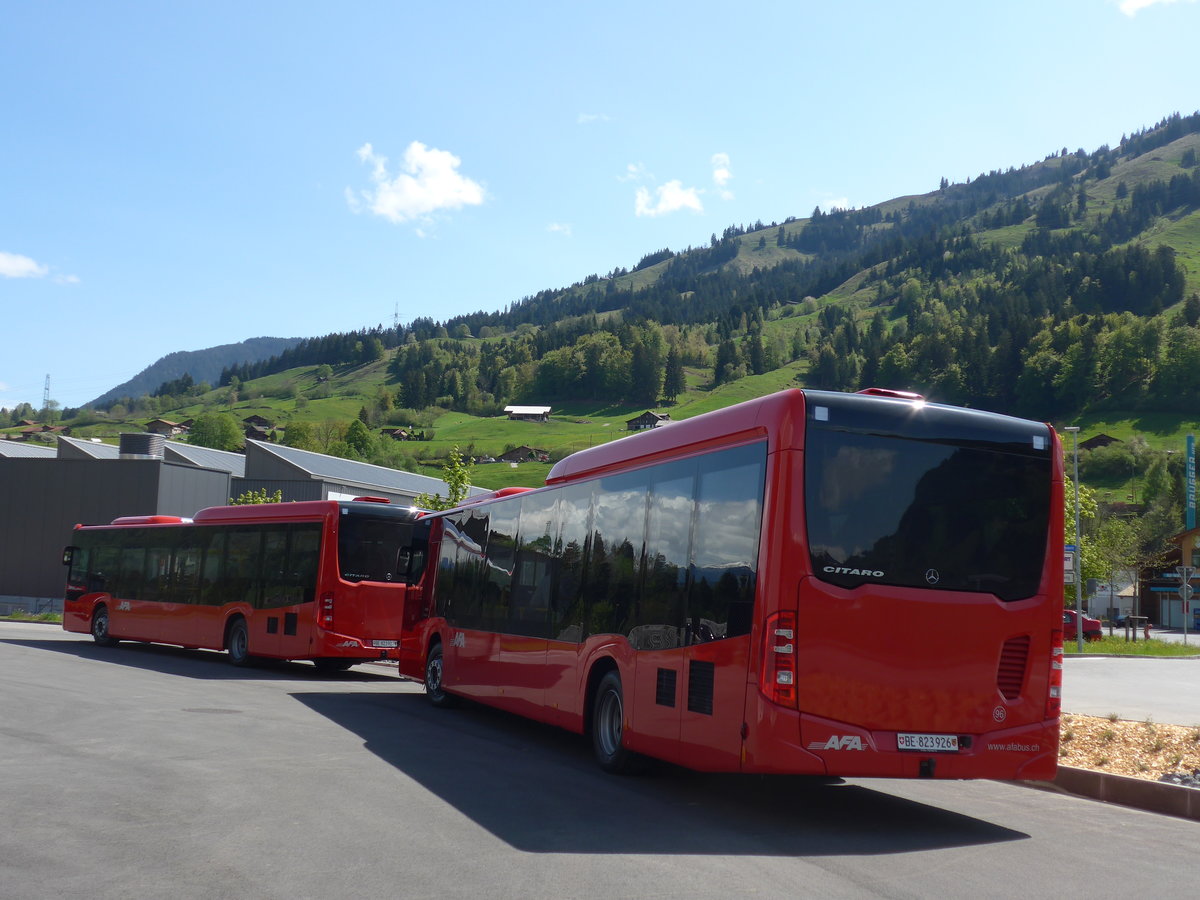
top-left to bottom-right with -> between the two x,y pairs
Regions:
436,442 -> 766,647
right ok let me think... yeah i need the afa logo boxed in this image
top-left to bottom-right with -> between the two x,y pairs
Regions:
808,735 -> 867,751
450,632 -> 466,648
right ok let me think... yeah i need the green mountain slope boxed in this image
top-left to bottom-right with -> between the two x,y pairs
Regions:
49,111 -> 1200,493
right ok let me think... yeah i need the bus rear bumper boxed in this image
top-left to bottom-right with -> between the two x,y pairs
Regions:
321,632 -> 401,660
743,694 -> 1059,779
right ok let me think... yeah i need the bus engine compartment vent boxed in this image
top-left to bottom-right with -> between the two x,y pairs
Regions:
687,660 -> 715,716
656,668 -> 677,708
996,635 -> 1031,700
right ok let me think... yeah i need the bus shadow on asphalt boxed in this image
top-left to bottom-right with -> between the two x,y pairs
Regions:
292,690 -> 1030,856
0,636 -> 396,682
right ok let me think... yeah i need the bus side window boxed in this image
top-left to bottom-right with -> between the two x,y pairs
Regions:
168,529 -> 203,605
200,531 -> 226,606
226,528 -> 263,608
260,527 -> 290,608
91,541 -> 121,595
119,544 -> 146,601
482,504 -> 519,633
288,524 -> 321,604
585,472 -> 647,639
552,482 -> 591,644
687,444 -> 765,642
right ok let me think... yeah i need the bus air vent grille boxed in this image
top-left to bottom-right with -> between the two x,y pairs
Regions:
656,668 -> 677,707
997,636 -> 1031,700
687,660 -> 715,716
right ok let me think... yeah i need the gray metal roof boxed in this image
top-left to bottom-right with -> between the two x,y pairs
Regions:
0,440 -> 56,458
56,436 -> 121,459
246,440 -> 487,497
164,440 -> 246,476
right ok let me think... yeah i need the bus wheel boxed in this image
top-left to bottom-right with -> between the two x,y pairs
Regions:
90,606 -> 118,647
424,643 -> 457,708
227,618 -> 254,667
591,671 -> 644,774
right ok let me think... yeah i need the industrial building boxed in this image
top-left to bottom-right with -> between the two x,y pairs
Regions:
0,435 -> 482,613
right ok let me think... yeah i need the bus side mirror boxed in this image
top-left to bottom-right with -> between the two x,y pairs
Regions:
63,546 -> 76,567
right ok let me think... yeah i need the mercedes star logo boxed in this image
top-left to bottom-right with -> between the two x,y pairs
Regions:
925,568 -> 940,585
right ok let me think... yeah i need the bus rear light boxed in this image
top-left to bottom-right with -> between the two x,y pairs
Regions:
1045,629 -> 1064,718
761,611 -> 798,708
322,593 -> 335,628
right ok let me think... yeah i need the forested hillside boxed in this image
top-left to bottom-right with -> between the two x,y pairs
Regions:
86,111 -> 1200,426
89,336 -> 303,408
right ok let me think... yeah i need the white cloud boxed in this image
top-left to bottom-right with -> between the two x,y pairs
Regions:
349,141 -> 485,225
825,197 -> 851,211
1120,0 -> 1196,15
618,162 -> 650,183
0,252 -> 49,279
635,180 -> 704,217
548,222 -> 572,237
577,112 -> 611,125
711,152 -> 733,200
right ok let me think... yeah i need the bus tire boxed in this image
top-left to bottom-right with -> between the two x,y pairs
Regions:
226,618 -> 254,667
424,642 -> 457,708
90,606 -> 119,647
591,671 -> 645,774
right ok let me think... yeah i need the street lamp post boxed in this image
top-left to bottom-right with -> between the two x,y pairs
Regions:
1065,427 -> 1084,653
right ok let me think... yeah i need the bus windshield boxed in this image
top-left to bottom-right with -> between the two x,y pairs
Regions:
338,511 -> 427,584
805,406 -> 1052,602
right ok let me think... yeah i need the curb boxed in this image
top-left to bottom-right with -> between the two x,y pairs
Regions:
1025,766 -> 1200,821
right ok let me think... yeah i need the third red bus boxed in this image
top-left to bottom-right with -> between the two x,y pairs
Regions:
63,498 -> 430,670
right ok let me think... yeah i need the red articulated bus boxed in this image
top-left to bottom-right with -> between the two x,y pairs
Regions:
402,388 -> 1065,778
62,498 -> 430,671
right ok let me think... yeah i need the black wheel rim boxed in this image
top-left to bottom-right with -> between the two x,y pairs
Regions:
596,687 -> 623,758
231,625 -> 246,659
427,653 -> 443,696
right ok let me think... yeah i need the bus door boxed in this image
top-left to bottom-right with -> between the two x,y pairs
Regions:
676,444 -> 764,770
113,542 -> 153,640
261,524 -> 321,659
630,463 -> 690,758
159,529 -> 203,646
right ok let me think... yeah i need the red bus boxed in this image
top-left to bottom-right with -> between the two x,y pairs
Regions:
402,388 -> 1064,778
62,499 -> 430,670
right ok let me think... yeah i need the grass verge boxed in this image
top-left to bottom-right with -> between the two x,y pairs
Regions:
1063,635 -> 1199,656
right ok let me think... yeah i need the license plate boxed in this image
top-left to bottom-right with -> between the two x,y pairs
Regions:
897,732 -> 959,753
371,640 -> 399,648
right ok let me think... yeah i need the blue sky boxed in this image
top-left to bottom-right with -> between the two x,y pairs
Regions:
3,0 -> 1199,410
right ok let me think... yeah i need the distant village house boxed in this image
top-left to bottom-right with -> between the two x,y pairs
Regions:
627,411 -> 671,431
144,418 -> 187,437
504,405 -> 551,422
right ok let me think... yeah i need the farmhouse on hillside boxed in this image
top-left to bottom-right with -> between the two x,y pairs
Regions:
626,411 -> 671,431
504,405 -> 551,422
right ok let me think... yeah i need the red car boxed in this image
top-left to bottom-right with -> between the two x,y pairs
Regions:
1063,609 -> 1103,642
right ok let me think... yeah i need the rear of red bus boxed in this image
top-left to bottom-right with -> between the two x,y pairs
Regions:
189,500 -> 431,665
745,389 -> 1063,779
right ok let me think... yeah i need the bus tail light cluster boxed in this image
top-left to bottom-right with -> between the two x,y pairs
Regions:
321,593 -> 335,629
760,611 -> 798,708
1045,628 -> 1063,718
